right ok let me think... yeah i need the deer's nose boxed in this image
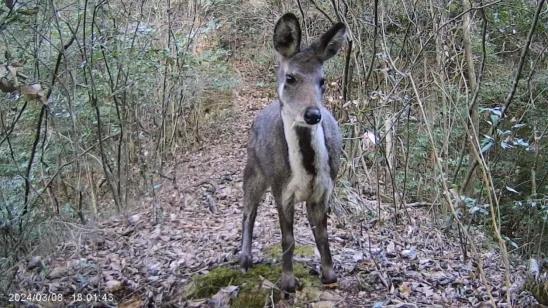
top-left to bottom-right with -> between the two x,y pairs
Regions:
304,107 -> 321,125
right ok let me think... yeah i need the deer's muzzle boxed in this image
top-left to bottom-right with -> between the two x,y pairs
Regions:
304,107 -> 322,125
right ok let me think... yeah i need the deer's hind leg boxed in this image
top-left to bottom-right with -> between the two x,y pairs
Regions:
240,163 -> 267,271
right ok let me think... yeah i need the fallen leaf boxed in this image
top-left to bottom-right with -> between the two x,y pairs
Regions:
119,296 -> 143,308
208,285 -> 239,308
105,279 -> 122,292
20,83 -> 47,103
310,301 -> 337,308
399,281 -> 412,299
260,276 -> 277,289
386,241 -> 396,257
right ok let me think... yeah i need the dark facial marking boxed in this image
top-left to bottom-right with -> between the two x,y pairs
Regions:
295,126 -> 316,176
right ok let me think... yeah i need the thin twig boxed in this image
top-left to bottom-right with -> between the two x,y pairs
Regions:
308,0 -> 334,23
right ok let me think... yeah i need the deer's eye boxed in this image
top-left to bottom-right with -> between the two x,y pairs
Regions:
319,78 -> 326,92
285,74 -> 296,85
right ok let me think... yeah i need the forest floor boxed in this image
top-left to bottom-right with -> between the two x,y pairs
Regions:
10,47 -> 540,308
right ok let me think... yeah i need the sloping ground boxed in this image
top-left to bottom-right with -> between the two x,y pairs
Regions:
7,57 -> 540,307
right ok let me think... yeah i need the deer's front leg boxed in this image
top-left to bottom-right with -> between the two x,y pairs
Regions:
306,199 -> 337,284
275,193 -> 296,293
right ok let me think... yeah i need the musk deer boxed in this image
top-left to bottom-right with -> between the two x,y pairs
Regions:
240,13 -> 345,292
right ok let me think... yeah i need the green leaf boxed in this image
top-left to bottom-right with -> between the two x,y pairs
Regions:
480,136 -> 495,154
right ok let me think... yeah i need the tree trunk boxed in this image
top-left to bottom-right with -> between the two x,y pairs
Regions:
461,0 -> 479,196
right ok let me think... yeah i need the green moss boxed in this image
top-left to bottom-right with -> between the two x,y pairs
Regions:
185,262 -> 321,307
266,244 -> 316,259
186,267 -> 240,298
231,289 -> 269,308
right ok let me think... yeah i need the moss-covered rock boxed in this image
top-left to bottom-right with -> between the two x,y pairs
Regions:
185,262 -> 321,307
185,267 -> 240,299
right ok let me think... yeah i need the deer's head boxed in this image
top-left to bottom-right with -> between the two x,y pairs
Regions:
273,13 -> 346,126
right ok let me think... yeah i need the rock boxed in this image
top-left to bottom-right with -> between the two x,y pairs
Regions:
47,266 -> 68,279
28,256 -> 43,270
128,214 -> 141,225
401,247 -> 417,260
319,290 -> 343,301
147,262 -> 161,275
296,286 -> 321,302
386,242 -> 397,257
89,276 -> 100,287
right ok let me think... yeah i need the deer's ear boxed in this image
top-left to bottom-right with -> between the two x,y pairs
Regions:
273,13 -> 301,58
314,23 -> 346,62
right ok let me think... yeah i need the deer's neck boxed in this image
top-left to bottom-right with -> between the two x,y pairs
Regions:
281,111 -> 331,204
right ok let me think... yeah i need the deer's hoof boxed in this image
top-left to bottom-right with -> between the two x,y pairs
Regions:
280,273 -> 297,293
321,269 -> 337,285
240,254 -> 252,271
